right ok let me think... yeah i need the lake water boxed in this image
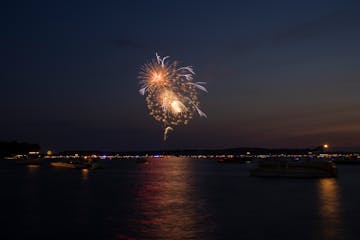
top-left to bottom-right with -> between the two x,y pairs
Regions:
1,157 -> 360,239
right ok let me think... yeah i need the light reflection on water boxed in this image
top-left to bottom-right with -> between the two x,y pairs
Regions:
117,157 -> 213,239
318,178 -> 344,240
81,168 -> 89,181
26,164 -> 39,174
3,158 -> 360,239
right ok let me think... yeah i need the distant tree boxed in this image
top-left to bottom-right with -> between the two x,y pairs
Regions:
0,141 -> 40,157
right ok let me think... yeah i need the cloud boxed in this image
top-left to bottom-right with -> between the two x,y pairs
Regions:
229,8 -> 360,55
272,9 -> 360,45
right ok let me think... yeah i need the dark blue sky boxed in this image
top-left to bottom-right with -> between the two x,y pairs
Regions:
1,0 -> 360,152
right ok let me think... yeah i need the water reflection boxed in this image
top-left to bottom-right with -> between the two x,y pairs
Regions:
118,157 -> 212,239
25,164 -> 40,217
81,169 -> 89,182
318,178 -> 344,239
26,164 -> 39,174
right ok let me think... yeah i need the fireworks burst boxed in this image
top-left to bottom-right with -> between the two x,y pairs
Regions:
139,53 -> 207,140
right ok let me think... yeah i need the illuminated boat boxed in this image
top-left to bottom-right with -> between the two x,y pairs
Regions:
51,162 -> 78,169
50,161 -> 91,169
250,158 -> 337,178
51,157 -> 103,169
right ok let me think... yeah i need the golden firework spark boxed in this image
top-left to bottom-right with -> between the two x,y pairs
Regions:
139,53 -> 207,140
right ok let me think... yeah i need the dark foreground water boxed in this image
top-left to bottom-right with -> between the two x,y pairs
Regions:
1,157 -> 360,240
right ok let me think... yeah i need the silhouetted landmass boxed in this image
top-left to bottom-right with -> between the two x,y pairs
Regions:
60,145 -> 332,157
0,141 -> 40,157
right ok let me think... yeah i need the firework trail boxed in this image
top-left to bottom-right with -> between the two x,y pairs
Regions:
139,53 -> 207,140
163,127 -> 173,141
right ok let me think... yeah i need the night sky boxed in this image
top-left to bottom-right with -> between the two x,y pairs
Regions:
1,0 -> 360,152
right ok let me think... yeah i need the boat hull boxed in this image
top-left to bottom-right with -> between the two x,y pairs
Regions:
250,159 -> 337,178
50,162 -> 90,169
250,168 -> 336,178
